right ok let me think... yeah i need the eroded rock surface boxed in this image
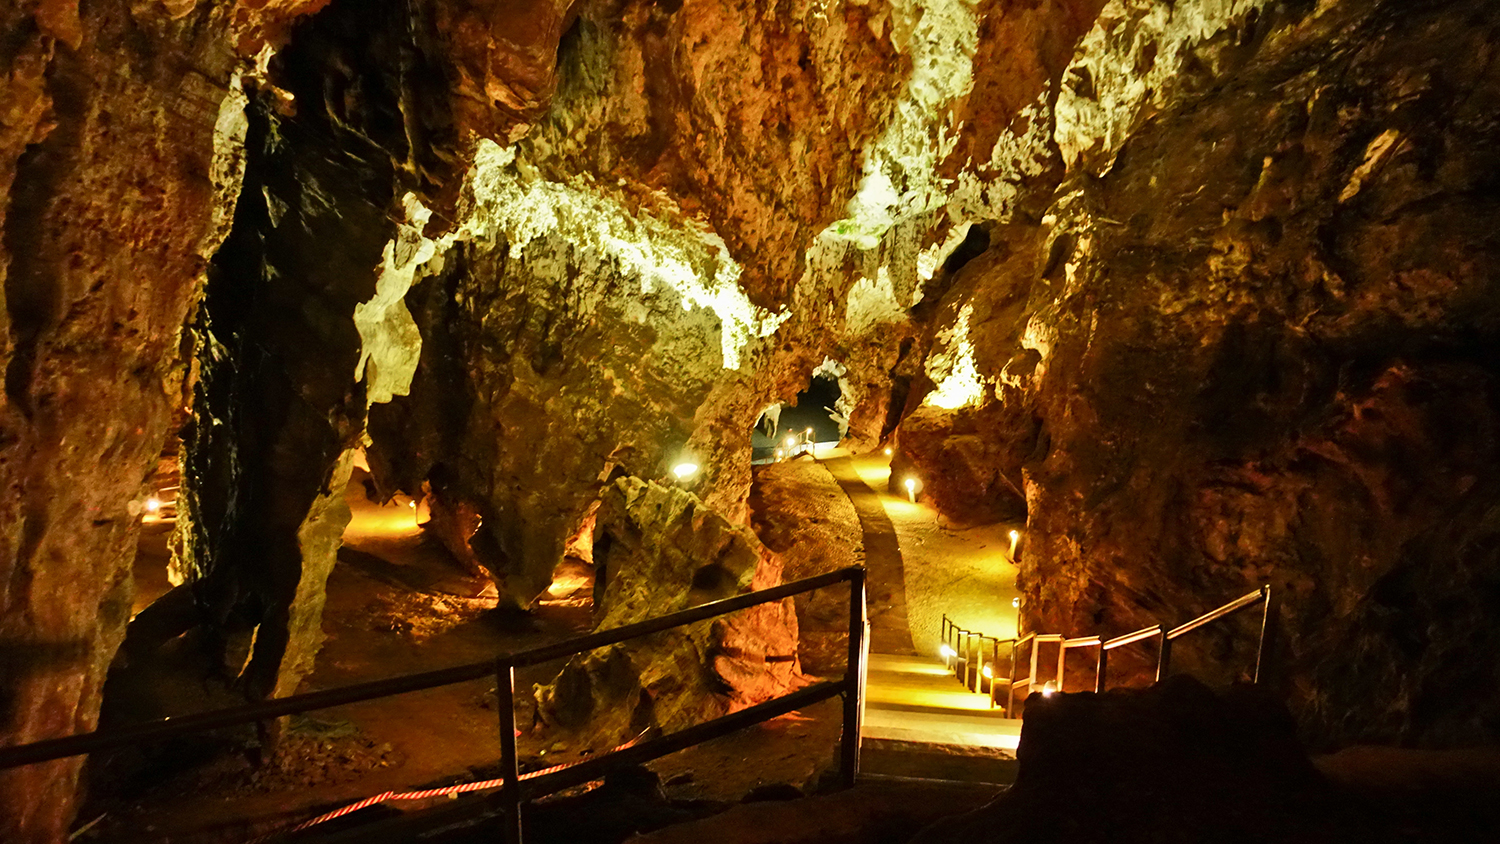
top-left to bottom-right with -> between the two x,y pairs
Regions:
0,4 -> 240,839
911,679 -> 1366,844
536,477 -> 800,746
904,0 -> 1500,747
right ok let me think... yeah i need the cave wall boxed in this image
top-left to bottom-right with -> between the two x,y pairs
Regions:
6,0 -> 1500,837
0,4 -> 246,839
905,0 -> 1500,747
365,0 -> 1108,604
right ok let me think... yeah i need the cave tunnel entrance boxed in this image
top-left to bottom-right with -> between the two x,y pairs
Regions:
752,363 -> 848,464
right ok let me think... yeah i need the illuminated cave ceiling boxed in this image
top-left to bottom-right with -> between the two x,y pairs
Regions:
3,0 -> 1500,839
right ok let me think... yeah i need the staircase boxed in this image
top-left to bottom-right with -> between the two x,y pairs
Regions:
859,652 -> 1021,784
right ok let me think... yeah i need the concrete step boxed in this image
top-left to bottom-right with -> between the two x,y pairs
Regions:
864,684 -> 1000,712
862,706 -> 1021,750
860,739 -> 1019,785
867,652 -> 951,675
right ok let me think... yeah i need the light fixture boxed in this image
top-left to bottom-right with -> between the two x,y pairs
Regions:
672,462 -> 700,480
144,497 -> 162,514
884,447 -> 892,456
1012,597 -> 1021,609
408,501 -> 416,509
774,449 -> 784,460
939,644 -> 956,659
904,477 -> 916,502
785,436 -> 797,448
1008,529 -> 1021,558
1041,681 -> 1057,697
981,664 -> 993,679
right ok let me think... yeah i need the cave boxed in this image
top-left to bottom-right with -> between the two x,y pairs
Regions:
4,0 -> 1500,842
752,364 -> 849,464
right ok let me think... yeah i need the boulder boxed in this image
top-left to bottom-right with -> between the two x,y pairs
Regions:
536,477 -> 801,747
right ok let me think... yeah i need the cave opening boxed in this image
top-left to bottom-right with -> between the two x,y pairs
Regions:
752,365 -> 848,464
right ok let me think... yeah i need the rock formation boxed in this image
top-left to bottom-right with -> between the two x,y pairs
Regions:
900,0 -> 1500,748
535,477 -> 800,747
3,0 -> 1500,839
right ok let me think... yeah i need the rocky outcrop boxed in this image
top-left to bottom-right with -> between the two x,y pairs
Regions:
535,477 -> 800,747
905,0 -> 1500,747
7,0 -> 1500,837
911,679 -> 1368,844
0,4 -> 246,839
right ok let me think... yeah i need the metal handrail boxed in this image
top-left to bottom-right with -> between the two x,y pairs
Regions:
942,584 -> 1276,715
1167,589 -> 1264,639
0,567 -> 870,844
1102,624 -> 1164,650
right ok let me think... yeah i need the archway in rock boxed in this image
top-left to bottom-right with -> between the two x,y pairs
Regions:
752,363 -> 850,464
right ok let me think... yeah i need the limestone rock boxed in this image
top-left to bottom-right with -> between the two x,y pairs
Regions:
536,477 -> 800,747
911,678 -> 1362,844
0,3 -> 239,839
917,0 -> 1500,747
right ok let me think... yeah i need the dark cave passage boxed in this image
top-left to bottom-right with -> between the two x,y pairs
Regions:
752,369 -> 848,464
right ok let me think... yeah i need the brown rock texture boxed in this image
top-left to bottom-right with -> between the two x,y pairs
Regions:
7,0 -> 1500,836
748,459 -> 865,674
0,4 -> 243,840
911,679 -> 1370,844
906,0 -> 1500,747
535,477 -> 800,746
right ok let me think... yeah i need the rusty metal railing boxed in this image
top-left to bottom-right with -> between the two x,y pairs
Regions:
941,584 -> 1275,717
0,567 -> 869,844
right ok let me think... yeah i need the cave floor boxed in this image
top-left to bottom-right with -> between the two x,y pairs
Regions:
86,478 -> 846,843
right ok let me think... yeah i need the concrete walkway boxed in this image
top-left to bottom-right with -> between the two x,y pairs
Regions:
814,449 -> 1023,772
821,455 -> 916,655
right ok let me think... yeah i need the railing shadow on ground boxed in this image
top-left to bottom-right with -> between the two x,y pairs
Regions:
941,585 -> 1276,717
0,566 -> 870,844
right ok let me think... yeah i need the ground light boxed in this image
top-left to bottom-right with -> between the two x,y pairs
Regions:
144,497 -> 162,514
904,477 -> 916,502
1008,529 -> 1021,558
672,462 -> 700,480
1041,680 -> 1057,697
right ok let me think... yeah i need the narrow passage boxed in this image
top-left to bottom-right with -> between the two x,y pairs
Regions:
820,454 -> 916,655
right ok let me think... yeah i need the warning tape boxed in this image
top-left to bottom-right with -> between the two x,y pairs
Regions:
251,730 -> 647,842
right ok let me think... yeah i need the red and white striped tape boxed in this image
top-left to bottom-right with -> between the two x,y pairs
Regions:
252,730 -> 647,842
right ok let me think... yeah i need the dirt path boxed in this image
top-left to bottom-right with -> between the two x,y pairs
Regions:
820,455 -> 916,655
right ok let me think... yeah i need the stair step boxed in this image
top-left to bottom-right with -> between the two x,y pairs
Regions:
864,686 -> 1002,713
867,653 -> 951,675
861,740 -> 1018,785
862,708 -> 1022,750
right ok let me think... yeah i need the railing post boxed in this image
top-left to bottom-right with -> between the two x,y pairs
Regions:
1156,631 -> 1172,683
989,638 -> 1000,706
1095,646 -> 1108,693
496,660 -> 522,844
1254,586 -> 1277,685
1006,638 -> 1021,717
840,568 -> 867,788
